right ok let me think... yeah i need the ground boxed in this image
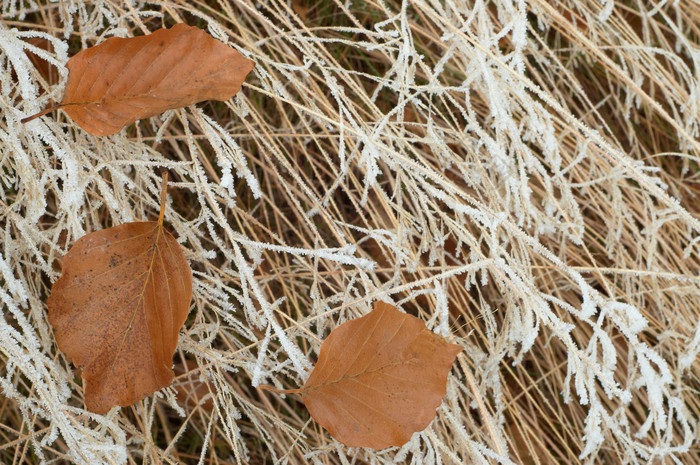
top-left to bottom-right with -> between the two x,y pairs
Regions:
0,0 -> 699,464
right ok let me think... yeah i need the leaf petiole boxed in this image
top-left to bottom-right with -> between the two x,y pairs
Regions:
20,104 -> 61,124
257,385 -> 304,395
158,172 -> 168,226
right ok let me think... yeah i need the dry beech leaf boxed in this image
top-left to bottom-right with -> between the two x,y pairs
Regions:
25,38 -> 58,88
4,38 -> 57,99
291,0 -> 310,21
260,301 -> 463,449
22,23 -> 254,135
47,173 -> 192,413
173,359 -> 215,412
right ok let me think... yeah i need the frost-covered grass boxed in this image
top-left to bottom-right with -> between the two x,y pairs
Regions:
1,0 -> 700,463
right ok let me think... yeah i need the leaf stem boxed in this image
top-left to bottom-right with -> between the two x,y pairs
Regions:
257,384 -> 304,395
20,104 -> 61,124
158,171 -> 168,226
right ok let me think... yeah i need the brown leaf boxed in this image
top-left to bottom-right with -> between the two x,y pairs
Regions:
173,360 -> 215,412
22,23 -> 254,135
261,301 -> 462,449
26,38 -> 58,88
4,38 -> 57,99
291,0 -> 310,21
47,174 -> 193,413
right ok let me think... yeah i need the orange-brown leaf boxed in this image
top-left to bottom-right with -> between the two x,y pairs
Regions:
173,360 -> 215,412
47,179 -> 192,414
292,0 -> 310,21
26,38 -> 58,87
300,301 -> 462,449
4,38 -> 57,99
28,23 -> 254,135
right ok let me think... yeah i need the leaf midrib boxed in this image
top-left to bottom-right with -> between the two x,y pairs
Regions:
305,357 -> 420,392
105,223 -> 163,375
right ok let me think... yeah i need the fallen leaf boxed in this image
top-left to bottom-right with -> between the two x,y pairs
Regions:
292,0 -> 310,21
22,23 -> 254,135
4,37 -> 58,99
173,359 -> 215,412
47,173 -> 193,413
25,38 -> 58,88
260,301 -> 462,449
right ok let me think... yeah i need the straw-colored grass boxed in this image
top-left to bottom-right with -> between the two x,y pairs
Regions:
1,0 -> 699,463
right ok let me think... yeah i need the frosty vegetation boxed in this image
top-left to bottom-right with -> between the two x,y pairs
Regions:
1,0 -> 699,464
